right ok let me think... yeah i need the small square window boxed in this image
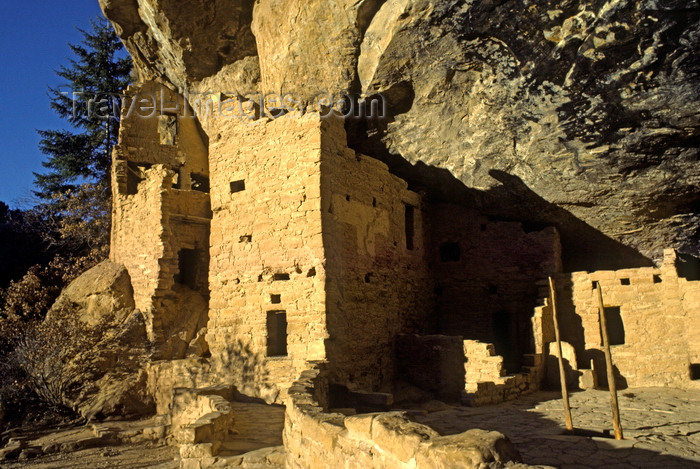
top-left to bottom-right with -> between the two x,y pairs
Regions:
230,180 -> 246,193
620,278 -> 630,285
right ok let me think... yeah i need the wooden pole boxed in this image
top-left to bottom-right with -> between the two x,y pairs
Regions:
549,276 -> 574,432
594,281 -> 624,440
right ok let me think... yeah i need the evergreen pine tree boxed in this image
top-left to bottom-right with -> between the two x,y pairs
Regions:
31,16 -> 131,256
34,16 -> 131,199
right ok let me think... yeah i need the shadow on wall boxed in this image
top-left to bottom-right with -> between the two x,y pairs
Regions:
677,252 -> 700,280
587,349 -> 629,391
346,117 -> 654,273
554,280 -> 587,371
218,339 -> 271,397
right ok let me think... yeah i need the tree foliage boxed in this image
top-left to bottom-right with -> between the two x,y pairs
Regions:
34,17 -> 131,198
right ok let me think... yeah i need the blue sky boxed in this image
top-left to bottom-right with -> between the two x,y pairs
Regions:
0,0 -> 109,208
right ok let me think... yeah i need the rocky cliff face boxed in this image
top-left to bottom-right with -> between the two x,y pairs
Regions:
100,0 -> 699,270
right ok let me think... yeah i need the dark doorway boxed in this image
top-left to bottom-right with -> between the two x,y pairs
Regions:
493,310 -> 519,374
267,310 -> 288,357
439,242 -> 461,262
175,248 -> 201,289
690,364 -> 700,380
404,204 -> 415,250
604,306 -> 625,345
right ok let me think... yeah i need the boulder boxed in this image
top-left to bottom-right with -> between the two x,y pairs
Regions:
44,262 -> 154,420
48,260 -> 135,327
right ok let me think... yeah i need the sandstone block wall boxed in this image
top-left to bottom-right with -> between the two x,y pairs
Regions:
557,249 -> 700,388
115,82 -> 208,182
201,113 -> 438,399
395,334 -> 465,402
320,117 -> 434,392
147,358 -> 213,416
111,163 -> 169,317
284,365 -> 523,469
463,340 -> 543,406
429,203 -> 561,373
111,82 -> 212,347
532,295 -> 555,356
204,114 -> 328,402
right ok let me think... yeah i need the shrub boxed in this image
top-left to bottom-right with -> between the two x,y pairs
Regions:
0,253 -> 106,429
11,306 -> 104,412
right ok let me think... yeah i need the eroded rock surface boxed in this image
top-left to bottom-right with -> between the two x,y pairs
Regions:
358,0 -> 700,267
46,261 -> 153,420
100,0 -> 700,268
48,260 -> 135,327
98,0 -> 257,90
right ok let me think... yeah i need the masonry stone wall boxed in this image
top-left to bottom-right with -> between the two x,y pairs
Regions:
115,82 -> 208,183
395,334 -> 465,402
146,358 -> 213,416
320,118 -> 434,392
111,82 -> 211,349
107,77 -> 700,469
284,365 -> 523,469
462,340 -> 544,406
203,114 -> 328,402
556,249 -> 700,388
429,203 -> 561,373
111,164 -> 168,318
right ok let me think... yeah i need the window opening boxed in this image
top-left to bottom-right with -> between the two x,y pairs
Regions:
191,173 -> 210,192
230,180 -> 246,193
439,242 -> 461,262
604,306 -> 625,345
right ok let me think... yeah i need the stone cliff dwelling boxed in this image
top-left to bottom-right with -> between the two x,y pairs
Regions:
23,0 -> 694,467
105,81 -> 699,467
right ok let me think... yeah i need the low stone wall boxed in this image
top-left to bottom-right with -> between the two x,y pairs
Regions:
463,340 -> 543,406
172,387 -> 236,468
285,364 -> 524,469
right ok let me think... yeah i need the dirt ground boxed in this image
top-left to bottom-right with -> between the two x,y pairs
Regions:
1,442 -> 178,469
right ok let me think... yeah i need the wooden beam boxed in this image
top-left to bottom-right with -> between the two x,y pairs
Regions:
595,281 -> 624,440
549,276 -> 574,431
